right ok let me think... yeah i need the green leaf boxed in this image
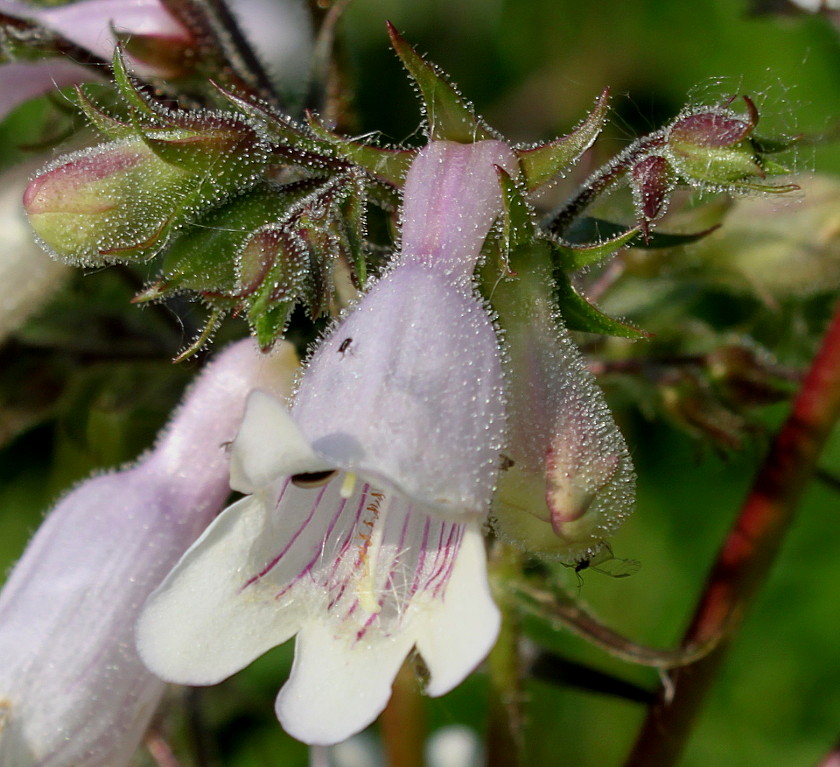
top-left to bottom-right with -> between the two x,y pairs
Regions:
387,21 -> 494,143
515,88 -> 610,191
554,271 -> 649,339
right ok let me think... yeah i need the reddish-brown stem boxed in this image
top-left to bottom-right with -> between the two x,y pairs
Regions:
624,300 -> 840,767
380,660 -> 425,767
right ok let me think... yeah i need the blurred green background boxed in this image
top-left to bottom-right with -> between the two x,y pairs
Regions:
1,0 -> 839,765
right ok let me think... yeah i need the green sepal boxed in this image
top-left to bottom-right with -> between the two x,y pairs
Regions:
172,307 -> 225,363
111,44 -> 161,120
496,167 -> 537,271
307,112 -> 415,186
252,300 -> 294,351
74,86 -> 134,140
339,181 -> 368,287
758,157 -> 793,176
515,88 -> 610,191
554,269 -> 649,339
138,122 -> 266,179
552,225 -> 640,270
671,142 -> 764,184
160,191 -> 270,293
159,181 -> 317,295
734,180 -> 801,194
212,84 -> 334,156
244,230 -> 301,348
387,21 -> 494,144
751,134 -> 800,154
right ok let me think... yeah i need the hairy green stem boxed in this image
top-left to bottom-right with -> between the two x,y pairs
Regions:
624,300 -> 840,767
486,545 -> 525,767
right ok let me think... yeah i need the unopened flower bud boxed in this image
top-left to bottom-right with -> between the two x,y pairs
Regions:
490,248 -> 635,562
25,117 -> 270,265
666,98 -> 766,186
630,155 -> 674,236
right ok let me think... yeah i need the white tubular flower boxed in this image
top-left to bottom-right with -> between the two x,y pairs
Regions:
0,339 -> 298,767
137,139 -> 519,746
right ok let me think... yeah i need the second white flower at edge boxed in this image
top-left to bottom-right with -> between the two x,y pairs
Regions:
136,139 -> 520,746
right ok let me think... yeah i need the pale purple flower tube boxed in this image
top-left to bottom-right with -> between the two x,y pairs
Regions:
0,339 -> 297,767
400,139 -> 518,278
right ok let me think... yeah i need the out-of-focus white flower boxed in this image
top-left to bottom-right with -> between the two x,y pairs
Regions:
426,725 -> 483,767
787,0 -> 840,11
0,339 -> 298,767
0,164 -> 70,343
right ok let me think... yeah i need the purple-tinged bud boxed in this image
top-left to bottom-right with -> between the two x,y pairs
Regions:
630,155 -> 674,237
669,97 -> 757,149
666,97 -> 768,186
25,140 -> 189,264
0,339 -> 298,767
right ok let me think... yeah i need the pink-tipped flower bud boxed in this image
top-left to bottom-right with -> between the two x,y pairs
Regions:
25,115 -> 270,265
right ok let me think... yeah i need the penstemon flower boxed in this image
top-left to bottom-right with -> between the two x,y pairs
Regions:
137,139 -> 518,745
0,339 -> 298,767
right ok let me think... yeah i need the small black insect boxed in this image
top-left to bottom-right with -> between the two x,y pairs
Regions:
338,338 -> 352,354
